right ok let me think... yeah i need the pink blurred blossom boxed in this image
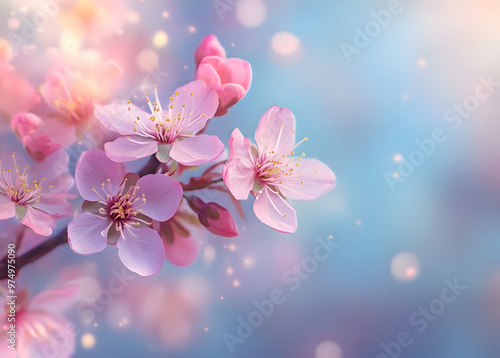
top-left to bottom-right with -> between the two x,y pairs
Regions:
0,284 -> 79,358
223,105 -> 336,233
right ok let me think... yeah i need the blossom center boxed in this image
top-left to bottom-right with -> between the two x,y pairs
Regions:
0,153 -> 50,206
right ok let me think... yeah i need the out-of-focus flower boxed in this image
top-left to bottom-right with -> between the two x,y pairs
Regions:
194,34 -> 252,116
0,284 -> 79,358
10,112 -> 43,139
194,34 -> 226,66
223,105 -> 336,233
0,150 -> 73,236
187,196 -> 238,237
0,38 -> 39,123
96,80 -> 224,166
22,132 -> 62,161
68,150 -> 183,276
154,208 -> 202,267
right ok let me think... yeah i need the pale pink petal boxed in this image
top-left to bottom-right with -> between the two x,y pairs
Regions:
104,135 -> 158,162
161,222 -> 200,267
279,158 -> 336,201
95,103 -> 146,135
68,212 -> 109,254
170,80 -> 219,134
117,226 -> 164,276
222,159 -> 255,200
198,57 -> 252,91
253,186 -> 297,233
29,284 -> 80,313
217,83 -> 246,115
75,149 -> 126,201
255,105 -> 296,157
228,127 -> 255,164
194,34 -> 226,65
135,174 -> 183,222
18,312 -> 75,358
10,112 -> 43,138
23,132 -> 62,161
37,149 -> 74,194
170,134 -> 224,166
0,195 -> 15,220
35,194 -> 72,218
196,62 -> 222,91
21,206 -> 54,236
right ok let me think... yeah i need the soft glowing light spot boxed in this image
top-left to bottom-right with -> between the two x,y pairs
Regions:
8,18 -> 20,29
202,244 -> 216,264
236,0 -> 267,27
393,154 -> 403,163
243,256 -> 254,266
60,32 -> 81,52
392,171 -> 399,178
229,244 -> 237,251
162,11 -> 170,18
94,323 -> 98,327
188,26 -> 196,33
402,93 -> 410,101
127,11 -> 141,25
271,32 -> 301,56
328,235 -> 333,239
183,65 -> 188,70
226,267 -> 234,275
417,58 -> 427,67
153,30 -> 168,48
137,49 -> 159,71
355,220 -> 362,226
233,280 -> 240,287
391,252 -> 421,282
81,333 -> 96,349
315,341 -> 342,358
0,38 -> 13,63
220,296 -> 224,300
204,327 -> 209,332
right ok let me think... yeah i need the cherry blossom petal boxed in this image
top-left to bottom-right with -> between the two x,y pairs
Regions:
194,34 -> 226,65
75,149 -> 126,201
161,222 -> 200,267
117,226 -> 164,276
68,212 -> 109,254
0,195 -> 15,220
195,62 -> 222,91
18,312 -> 75,358
135,174 -> 183,222
36,149 -> 74,193
253,186 -> 297,233
170,134 -> 224,166
279,158 -> 336,201
35,194 -> 73,218
29,284 -> 80,313
217,83 -> 247,115
170,80 -> 219,134
104,135 -> 159,162
255,105 -> 296,157
223,158 -> 255,200
21,206 -> 54,236
95,103 -> 148,135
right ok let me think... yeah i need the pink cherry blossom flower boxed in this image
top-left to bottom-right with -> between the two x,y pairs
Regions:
68,149 -> 183,276
194,34 -> 252,116
95,80 -> 224,166
0,284 -> 79,358
194,34 -> 226,66
223,105 -> 336,233
0,150 -> 74,236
